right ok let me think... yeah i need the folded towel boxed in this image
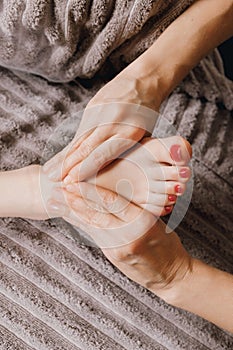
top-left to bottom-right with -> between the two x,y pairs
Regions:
0,1 -> 233,348
0,65 -> 233,349
0,0 -> 194,81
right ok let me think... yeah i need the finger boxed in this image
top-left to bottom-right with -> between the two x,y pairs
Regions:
65,182 -> 142,223
66,128 -> 94,157
42,144 -> 70,176
62,191 -> 126,248
64,136 -> 136,183
43,130 -> 94,180
63,186 -> 156,249
62,127 -> 111,180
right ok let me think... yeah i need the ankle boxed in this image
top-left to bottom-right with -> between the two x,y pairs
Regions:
155,255 -> 195,305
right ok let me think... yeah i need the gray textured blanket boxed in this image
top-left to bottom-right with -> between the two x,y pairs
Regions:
0,0 -> 233,349
0,0 -> 196,81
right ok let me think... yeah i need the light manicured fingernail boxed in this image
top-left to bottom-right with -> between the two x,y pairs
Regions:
43,162 -> 51,173
66,184 -> 76,192
51,188 -> 65,201
47,201 -> 67,216
48,169 -> 61,180
64,175 -> 74,184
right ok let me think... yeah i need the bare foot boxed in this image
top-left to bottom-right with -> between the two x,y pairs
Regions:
70,136 -> 192,216
0,135 -> 191,221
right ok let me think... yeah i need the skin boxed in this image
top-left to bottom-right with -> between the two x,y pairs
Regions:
1,0 -> 233,334
51,183 -> 233,333
0,138 -> 232,332
0,136 -> 191,219
43,0 -> 233,183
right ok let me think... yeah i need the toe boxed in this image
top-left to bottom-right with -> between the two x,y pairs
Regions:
142,136 -> 192,166
141,203 -> 174,217
150,180 -> 186,196
146,193 -> 177,207
150,165 -> 191,183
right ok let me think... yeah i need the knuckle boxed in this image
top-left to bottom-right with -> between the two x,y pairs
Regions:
91,211 -> 105,226
93,150 -> 106,167
102,191 -> 117,206
79,142 -> 92,159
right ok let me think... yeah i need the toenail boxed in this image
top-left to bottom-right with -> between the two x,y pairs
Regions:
165,206 -> 172,212
168,194 -> 176,202
175,184 -> 183,194
170,145 -> 182,162
180,168 -> 189,178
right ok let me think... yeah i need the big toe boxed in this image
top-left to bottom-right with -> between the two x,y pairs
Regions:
142,136 -> 192,166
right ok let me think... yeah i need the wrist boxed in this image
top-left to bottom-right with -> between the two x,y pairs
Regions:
90,72 -> 162,112
117,64 -> 163,112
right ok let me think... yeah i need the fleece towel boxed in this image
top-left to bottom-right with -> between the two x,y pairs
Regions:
0,0 -> 197,81
0,0 -> 233,349
0,60 -> 233,349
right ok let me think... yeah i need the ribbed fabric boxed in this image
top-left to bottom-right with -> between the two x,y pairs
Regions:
0,0 -> 195,81
0,60 -> 233,348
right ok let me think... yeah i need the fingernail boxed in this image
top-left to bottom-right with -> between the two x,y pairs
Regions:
180,168 -> 189,178
175,184 -> 183,194
64,175 -> 73,184
66,184 -> 76,192
42,164 -> 49,173
51,188 -> 65,201
170,145 -> 182,162
165,206 -> 172,212
48,169 -> 61,180
168,194 -> 176,202
47,201 -> 67,216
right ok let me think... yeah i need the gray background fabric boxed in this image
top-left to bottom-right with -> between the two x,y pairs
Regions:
0,0 -> 195,81
0,0 -> 233,348
0,56 -> 233,348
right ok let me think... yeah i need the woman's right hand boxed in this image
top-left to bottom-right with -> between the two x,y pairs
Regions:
47,182 -> 192,295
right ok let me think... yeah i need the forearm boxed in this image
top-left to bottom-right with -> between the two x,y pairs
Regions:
162,258 -> 233,333
118,0 -> 233,110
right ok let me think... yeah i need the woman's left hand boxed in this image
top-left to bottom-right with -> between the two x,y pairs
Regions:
42,74 -> 159,184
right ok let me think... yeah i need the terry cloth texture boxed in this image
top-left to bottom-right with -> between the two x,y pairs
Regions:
0,59 -> 233,349
0,0 -> 233,349
0,0 -> 196,81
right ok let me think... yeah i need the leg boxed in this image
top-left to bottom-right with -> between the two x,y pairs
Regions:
0,165 -> 49,219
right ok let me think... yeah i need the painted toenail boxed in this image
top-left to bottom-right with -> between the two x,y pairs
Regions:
180,168 -> 189,178
165,206 -> 172,212
170,145 -> 182,162
168,194 -> 176,202
175,185 -> 183,194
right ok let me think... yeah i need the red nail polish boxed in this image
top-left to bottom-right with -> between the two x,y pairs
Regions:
165,206 -> 172,212
168,194 -> 176,202
175,185 -> 183,194
170,145 -> 182,162
180,168 -> 189,178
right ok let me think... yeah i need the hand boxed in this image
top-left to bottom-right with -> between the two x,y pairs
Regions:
42,76 -> 159,183
47,182 -> 192,294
